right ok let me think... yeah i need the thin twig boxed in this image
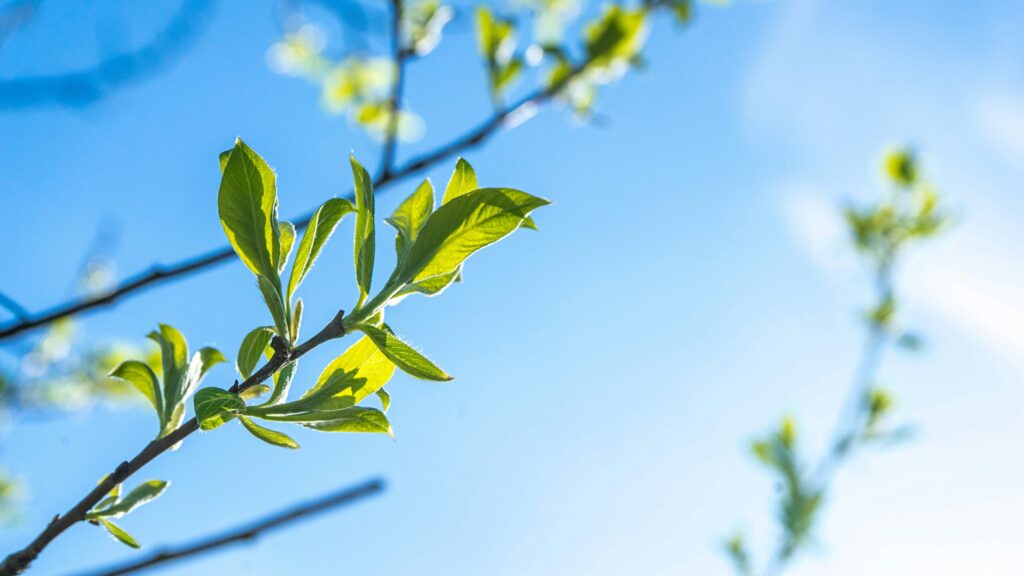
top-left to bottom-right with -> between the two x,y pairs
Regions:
0,62 -> 584,343
0,310 -> 348,575
68,479 -> 385,576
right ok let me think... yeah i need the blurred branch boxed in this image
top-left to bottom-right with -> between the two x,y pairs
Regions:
0,0 -> 213,109
0,0 -> 39,49
69,479 -> 385,576
377,0 -> 406,179
0,292 -> 28,321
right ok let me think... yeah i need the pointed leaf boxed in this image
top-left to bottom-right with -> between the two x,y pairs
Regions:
239,416 -> 299,449
218,139 -> 282,279
239,384 -> 271,400
358,324 -> 451,381
98,519 -> 140,549
392,188 -> 549,288
306,335 -> 396,404
194,387 -> 246,431
237,327 -> 275,379
109,361 -> 163,421
267,360 -> 298,406
287,198 -> 354,301
386,179 -> 434,263
376,389 -> 391,413
147,324 -> 189,426
290,298 -> 303,342
301,406 -> 393,437
278,221 -> 296,274
351,155 -> 376,304
92,480 -> 169,519
443,158 -> 478,204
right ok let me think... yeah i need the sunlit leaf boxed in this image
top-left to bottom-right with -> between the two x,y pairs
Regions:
97,519 -> 139,549
287,198 -> 355,301
218,139 -> 282,280
351,155 -> 376,305
194,387 -> 246,431
357,324 -> 451,381
442,158 -> 478,204
239,416 -> 299,449
237,327 -> 275,379
109,361 -> 163,420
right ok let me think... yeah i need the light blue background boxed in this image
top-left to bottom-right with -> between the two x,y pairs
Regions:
1,1 -> 1023,574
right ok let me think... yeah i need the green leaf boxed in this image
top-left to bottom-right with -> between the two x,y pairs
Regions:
195,347 -> 227,381
351,155 -> 376,306
147,324 -> 189,428
258,275 -> 290,340
287,198 -> 355,301
181,348 -> 226,407
91,480 -> 169,519
237,327 -> 275,379
109,361 -> 163,421
442,158 -> 478,204
302,406 -> 393,437
305,336 -> 396,405
97,519 -> 139,549
376,389 -> 391,413
357,324 -> 451,381
394,265 -> 461,301
291,298 -> 303,342
386,179 -> 434,264
278,221 -> 296,274
239,416 -> 299,449
218,138 -> 282,280
194,387 -> 246,431
392,188 -> 549,287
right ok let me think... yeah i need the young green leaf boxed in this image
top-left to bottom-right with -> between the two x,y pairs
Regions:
306,335 -> 396,404
239,384 -> 271,400
287,198 -> 355,301
357,324 -> 451,381
258,275 -> 290,340
386,179 -> 434,264
109,360 -> 163,421
278,220 -> 296,274
90,480 -> 169,519
393,264 -> 461,301
392,187 -> 549,287
218,139 -> 282,280
291,298 -> 303,342
148,323 -> 188,430
237,326 -> 275,379
97,519 -> 140,549
181,347 -> 226,407
301,406 -> 393,437
266,360 -> 298,406
442,158 -> 478,204
239,416 -> 300,449
194,387 -> 246,431
351,155 -> 376,306
376,389 -> 391,413
195,347 -> 227,381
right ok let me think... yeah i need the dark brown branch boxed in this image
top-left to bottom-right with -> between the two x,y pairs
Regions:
69,479 -> 384,576
0,310 -> 348,575
0,63 -> 584,343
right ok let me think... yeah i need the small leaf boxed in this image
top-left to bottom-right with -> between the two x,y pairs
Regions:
109,361 -> 163,422
391,187 -> 549,288
196,347 -> 227,381
147,324 -> 189,428
278,221 -> 296,274
91,480 -> 169,519
258,275 -> 290,340
287,198 -> 355,301
442,158 -> 478,204
386,179 -> 434,264
291,298 -> 303,342
393,265 -> 461,301
302,406 -> 393,437
376,389 -> 391,413
266,360 -> 298,406
351,155 -> 376,306
239,416 -> 299,449
304,336 -> 396,405
194,388 -> 246,431
98,519 -> 139,549
237,327 -> 275,379
358,324 -> 451,381
218,138 -> 282,280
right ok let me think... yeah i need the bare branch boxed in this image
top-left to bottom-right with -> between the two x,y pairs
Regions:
0,292 -> 28,321
378,0 -> 407,179
0,309 -> 349,575
69,479 -> 385,576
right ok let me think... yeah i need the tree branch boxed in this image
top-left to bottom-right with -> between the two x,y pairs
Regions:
69,479 -> 384,576
0,291 -> 28,321
0,310 -> 349,575
0,63 -> 585,343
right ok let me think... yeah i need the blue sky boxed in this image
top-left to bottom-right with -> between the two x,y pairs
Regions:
2,0 -> 1024,574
